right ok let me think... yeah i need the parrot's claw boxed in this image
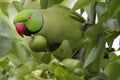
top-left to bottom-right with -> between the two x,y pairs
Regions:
31,34 -> 35,41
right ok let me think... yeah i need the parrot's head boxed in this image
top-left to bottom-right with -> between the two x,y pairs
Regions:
13,9 -> 44,37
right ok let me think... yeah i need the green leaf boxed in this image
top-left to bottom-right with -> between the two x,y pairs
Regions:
32,69 -> 43,78
48,0 -> 63,7
106,19 -> 120,30
14,61 -> 37,80
8,40 -> 28,66
108,52 -> 120,62
22,44 -> 32,61
71,0 -> 99,12
60,0 -> 76,8
105,29 -> 119,49
88,72 -> 109,80
73,68 -> 84,76
54,66 -> 70,80
37,63 -> 48,70
84,35 -> 106,70
84,3 -> 94,22
12,1 -> 23,12
32,52 -> 51,64
13,41 -> 27,61
53,40 -> 73,61
20,0 -> 25,7
105,29 -> 119,40
104,59 -> 120,80
0,0 -> 10,2
85,23 -> 104,41
0,2 -> 9,17
48,58 -> 60,72
108,52 -> 117,59
61,58 -> 83,72
84,47 -> 97,68
40,0 -> 48,9
0,18 -> 13,57
104,19 -> 120,49
116,9 -> 120,27
96,2 -> 109,17
91,36 -> 105,72
54,66 -> 81,80
69,74 -> 81,80
23,0 -> 40,9
107,0 -> 120,18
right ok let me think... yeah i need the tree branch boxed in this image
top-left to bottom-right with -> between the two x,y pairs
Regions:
92,2 -> 97,24
75,2 -> 98,61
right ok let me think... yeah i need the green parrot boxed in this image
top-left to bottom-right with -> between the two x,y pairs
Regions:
13,5 -> 84,51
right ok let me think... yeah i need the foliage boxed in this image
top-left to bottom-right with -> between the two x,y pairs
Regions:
0,0 -> 120,80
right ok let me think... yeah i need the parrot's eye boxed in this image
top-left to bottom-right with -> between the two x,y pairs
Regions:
27,16 -> 31,21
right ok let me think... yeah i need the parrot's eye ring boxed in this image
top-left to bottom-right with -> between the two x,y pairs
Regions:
27,16 -> 31,21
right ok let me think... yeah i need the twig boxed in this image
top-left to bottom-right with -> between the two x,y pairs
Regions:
75,2 -> 98,61
75,47 -> 87,61
92,2 -> 97,24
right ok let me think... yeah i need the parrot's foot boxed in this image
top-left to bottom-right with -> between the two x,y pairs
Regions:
30,34 -> 35,41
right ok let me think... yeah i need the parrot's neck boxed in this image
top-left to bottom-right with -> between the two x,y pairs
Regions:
37,10 -> 44,28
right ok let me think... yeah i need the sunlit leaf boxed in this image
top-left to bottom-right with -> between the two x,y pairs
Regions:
48,58 -> 60,71
54,66 -> 70,80
0,58 -> 9,69
12,1 -> 23,12
0,18 -> 13,57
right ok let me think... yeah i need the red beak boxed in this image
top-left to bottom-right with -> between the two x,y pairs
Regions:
15,22 -> 25,37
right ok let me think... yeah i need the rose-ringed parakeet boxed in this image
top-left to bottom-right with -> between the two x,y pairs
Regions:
13,5 -> 84,51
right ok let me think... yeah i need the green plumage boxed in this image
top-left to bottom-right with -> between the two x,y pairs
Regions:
38,5 -> 83,49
